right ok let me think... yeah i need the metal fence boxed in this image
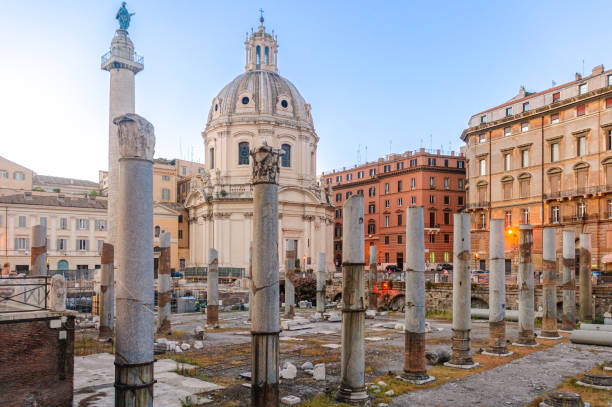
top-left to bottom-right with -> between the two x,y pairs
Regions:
0,276 -> 49,313
184,267 -> 245,281
48,269 -> 95,313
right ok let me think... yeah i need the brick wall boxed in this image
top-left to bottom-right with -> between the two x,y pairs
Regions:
0,313 -> 75,407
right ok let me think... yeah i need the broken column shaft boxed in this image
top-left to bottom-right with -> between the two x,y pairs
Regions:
157,233 -> 171,334
250,144 -> 282,407
207,248 -> 219,327
284,240 -> 296,317
114,113 -> 155,406
562,230 -> 576,330
517,224 -> 536,345
31,225 -> 47,276
448,213 -> 475,367
541,228 -> 559,338
336,195 -> 368,403
316,252 -> 326,314
578,233 -> 592,322
369,246 -> 377,310
403,207 -> 432,382
488,219 -> 508,354
99,243 -> 115,339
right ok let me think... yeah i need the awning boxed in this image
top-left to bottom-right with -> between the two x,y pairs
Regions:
601,254 -> 612,264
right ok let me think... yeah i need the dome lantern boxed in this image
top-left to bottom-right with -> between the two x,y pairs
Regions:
244,14 -> 278,73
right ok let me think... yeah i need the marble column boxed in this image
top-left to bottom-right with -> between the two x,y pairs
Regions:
284,240 -> 296,317
250,143 -> 282,407
578,234 -> 592,322
30,225 -> 47,276
113,113 -> 155,406
541,228 -> 559,338
403,207 -> 433,383
248,241 -> 253,321
336,195 -> 368,403
446,213 -> 477,368
316,252 -> 326,314
487,219 -> 509,354
102,26 -> 143,269
561,230 -> 576,331
516,224 -> 536,345
99,243 -> 115,340
207,248 -> 219,327
157,233 -> 171,334
369,246 -> 377,310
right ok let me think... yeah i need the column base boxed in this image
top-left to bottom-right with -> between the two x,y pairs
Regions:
539,329 -> 561,339
482,350 -> 514,357
99,326 -> 113,340
399,373 -> 435,385
285,305 -> 295,319
156,319 -> 171,335
450,329 -> 474,366
251,331 -> 280,407
114,360 -> 154,407
335,386 -> 369,404
206,305 -> 219,328
443,361 -> 480,369
515,330 -> 537,346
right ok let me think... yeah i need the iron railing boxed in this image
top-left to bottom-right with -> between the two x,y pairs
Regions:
101,49 -> 144,65
0,276 -> 49,313
184,267 -> 245,280
465,201 -> 489,210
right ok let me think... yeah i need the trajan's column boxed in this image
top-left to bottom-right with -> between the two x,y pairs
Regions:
101,3 -> 144,251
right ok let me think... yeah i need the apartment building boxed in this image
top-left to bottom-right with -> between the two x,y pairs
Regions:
462,64 -> 612,272
322,148 -> 466,269
0,191 -> 107,271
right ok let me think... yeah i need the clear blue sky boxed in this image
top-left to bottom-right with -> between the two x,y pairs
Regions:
1,1 -> 611,181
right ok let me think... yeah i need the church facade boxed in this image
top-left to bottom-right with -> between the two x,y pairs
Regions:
185,20 -> 335,274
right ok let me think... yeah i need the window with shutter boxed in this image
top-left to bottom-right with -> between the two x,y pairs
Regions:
503,182 -> 512,200
550,174 -> 561,193
576,169 -> 588,193
519,179 -> 530,198
478,186 -> 486,203
606,165 -> 612,186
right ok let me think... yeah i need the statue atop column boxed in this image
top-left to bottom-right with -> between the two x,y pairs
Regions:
116,2 -> 135,30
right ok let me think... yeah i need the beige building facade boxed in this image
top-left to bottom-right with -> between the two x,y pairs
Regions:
0,192 -> 107,271
185,20 -> 335,273
463,64 -> 612,272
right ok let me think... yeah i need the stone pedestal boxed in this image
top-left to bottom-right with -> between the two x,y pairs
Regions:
517,224 -> 536,345
250,144 -> 282,407
49,274 -> 67,312
99,243 -> 115,339
541,228 -> 559,338
113,113 -> 155,407
336,195 -> 368,404
157,233 -> 171,334
207,248 -> 219,327
562,230 -> 576,331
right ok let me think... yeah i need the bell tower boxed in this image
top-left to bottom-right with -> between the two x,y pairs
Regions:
244,12 -> 278,73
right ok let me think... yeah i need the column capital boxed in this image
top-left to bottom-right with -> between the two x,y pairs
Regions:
250,143 -> 283,184
114,113 -> 155,161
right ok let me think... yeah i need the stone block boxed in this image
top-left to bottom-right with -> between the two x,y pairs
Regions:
313,363 -> 325,381
281,395 -> 301,405
49,319 -> 61,329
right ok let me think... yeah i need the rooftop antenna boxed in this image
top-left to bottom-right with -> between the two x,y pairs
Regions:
356,144 -> 361,164
552,80 -> 557,87
430,134 -> 433,151
389,140 -> 392,155
582,59 -> 585,77
365,145 -> 368,162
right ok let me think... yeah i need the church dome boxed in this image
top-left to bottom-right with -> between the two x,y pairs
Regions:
205,22 -> 313,131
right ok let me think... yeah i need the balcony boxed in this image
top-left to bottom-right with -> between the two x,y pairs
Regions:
544,186 -> 601,201
465,201 -> 489,210
101,49 -> 144,65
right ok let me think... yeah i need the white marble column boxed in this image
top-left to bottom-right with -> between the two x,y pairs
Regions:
561,230 -> 576,330
113,113 -> 155,406
157,233 -> 171,334
99,242 -> 115,339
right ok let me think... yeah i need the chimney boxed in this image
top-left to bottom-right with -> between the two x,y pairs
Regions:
592,64 -> 604,76
575,73 -> 582,81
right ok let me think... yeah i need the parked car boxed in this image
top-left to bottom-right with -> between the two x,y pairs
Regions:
471,270 -> 489,283
436,263 -> 453,271
385,265 -> 401,274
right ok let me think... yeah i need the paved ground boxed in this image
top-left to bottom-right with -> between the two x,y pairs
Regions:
391,342 -> 612,407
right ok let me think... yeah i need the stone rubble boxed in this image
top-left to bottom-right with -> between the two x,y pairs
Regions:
280,362 -> 297,379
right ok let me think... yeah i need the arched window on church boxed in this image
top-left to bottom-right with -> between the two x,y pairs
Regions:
281,144 -> 291,168
265,47 -> 269,65
238,142 -> 250,165
256,46 -> 261,68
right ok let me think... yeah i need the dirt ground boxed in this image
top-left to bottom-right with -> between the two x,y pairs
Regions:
76,309 -> 612,406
